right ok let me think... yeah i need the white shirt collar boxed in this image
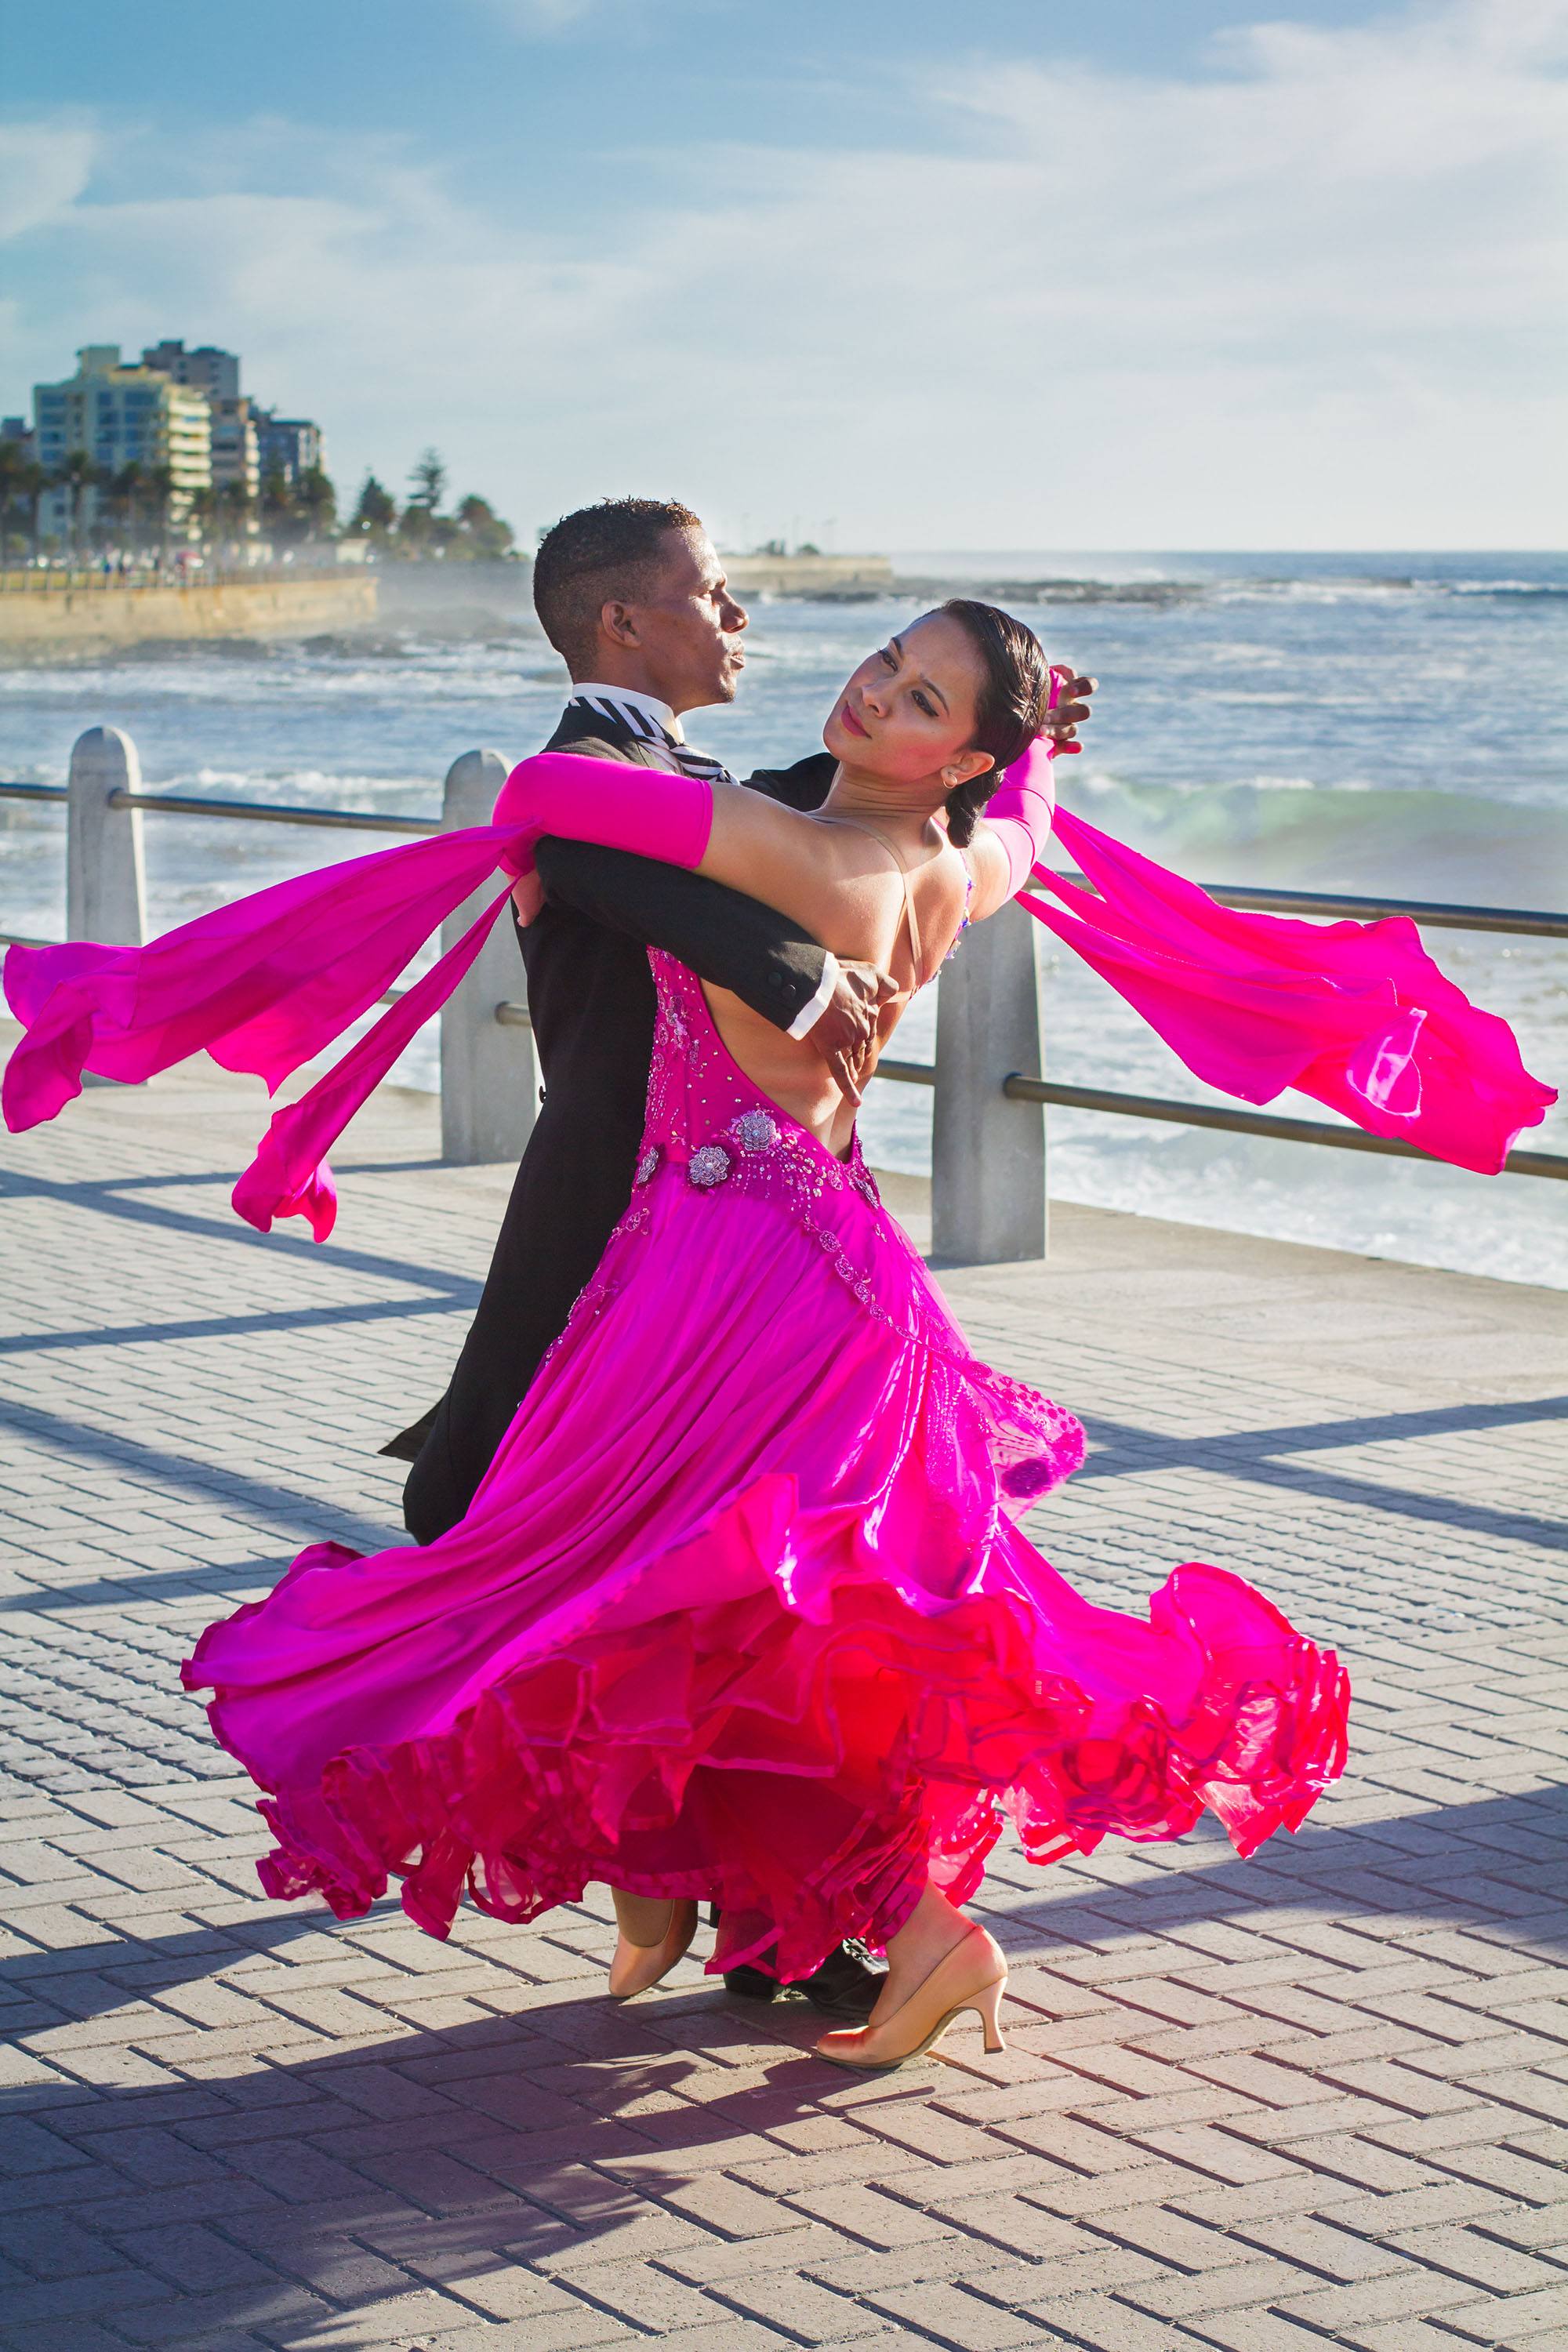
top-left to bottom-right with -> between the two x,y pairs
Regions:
570,681 -> 684,744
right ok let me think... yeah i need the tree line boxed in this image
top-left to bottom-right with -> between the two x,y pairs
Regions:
343,449 -> 516,561
0,441 -> 515,567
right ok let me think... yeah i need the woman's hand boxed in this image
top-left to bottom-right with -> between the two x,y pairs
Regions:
1043,669 -> 1095,755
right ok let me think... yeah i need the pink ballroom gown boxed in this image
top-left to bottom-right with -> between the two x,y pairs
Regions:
183,950 -> 1350,1979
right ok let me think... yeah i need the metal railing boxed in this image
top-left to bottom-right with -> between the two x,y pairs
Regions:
0,564 -> 369,595
2,728 -> 1563,1261
1025,879 -> 1568,942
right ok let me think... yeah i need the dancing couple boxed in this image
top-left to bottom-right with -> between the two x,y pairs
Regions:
5,499 -> 1551,2073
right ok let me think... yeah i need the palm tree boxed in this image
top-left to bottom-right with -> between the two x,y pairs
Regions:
293,465 -> 336,544
54,450 -> 100,564
109,461 -> 146,560
187,484 -> 220,557
145,465 -> 175,568
216,479 -> 253,563
17,459 -> 47,566
260,466 -> 295,549
0,439 -> 26,566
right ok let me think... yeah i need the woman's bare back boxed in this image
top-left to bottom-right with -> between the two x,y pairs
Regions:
702,812 -> 971,1160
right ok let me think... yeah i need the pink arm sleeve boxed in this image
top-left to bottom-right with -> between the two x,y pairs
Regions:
980,735 -> 1058,898
490,751 -> 713,876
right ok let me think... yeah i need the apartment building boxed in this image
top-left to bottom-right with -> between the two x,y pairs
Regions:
33,346 -> 211,543
141,343 -> 260,508
253,409 -> 325,488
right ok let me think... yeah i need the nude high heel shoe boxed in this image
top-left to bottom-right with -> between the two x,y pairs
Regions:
607,1896 -> 698,2001
815,1926 -> 1006,2073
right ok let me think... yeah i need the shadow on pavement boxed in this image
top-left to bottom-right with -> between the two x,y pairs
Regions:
0,1929 -> 836,2347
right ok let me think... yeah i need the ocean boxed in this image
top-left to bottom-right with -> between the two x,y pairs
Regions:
2,550 -> 1564,1286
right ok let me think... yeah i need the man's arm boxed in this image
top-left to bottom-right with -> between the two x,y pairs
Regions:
742,750 -> 837,810
535,837 -> 834,1037
534,839 -> 895,1100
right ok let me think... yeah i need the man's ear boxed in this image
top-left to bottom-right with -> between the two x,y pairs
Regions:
599,597 -> 642,652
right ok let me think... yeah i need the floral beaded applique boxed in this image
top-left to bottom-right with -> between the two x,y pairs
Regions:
611,949 -> 1083,1505
945,870 -> 975,965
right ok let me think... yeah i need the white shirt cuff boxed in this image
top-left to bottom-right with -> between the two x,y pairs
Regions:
785,951 -> 842,1040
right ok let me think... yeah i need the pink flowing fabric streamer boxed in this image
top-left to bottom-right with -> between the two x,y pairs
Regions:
230,884 -> 516,1242
1022,809 -> 1555,1177
2,739 -> 1552,1234
2,752 -> 714,1237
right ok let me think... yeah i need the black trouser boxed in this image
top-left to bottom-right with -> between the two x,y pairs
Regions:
395,1093 -> 642,1544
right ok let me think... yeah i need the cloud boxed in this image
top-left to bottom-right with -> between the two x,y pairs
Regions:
0,119 -> 96,240
3,1 -> 1565,546
471,0 -> 666,34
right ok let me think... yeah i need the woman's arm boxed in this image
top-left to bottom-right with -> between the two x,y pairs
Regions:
491,735 -> 1056,942
491,750 -> 859,944
964,736 -> 1058,924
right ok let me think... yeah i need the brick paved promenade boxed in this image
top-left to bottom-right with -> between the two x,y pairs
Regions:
2,1047 -> 1566,2352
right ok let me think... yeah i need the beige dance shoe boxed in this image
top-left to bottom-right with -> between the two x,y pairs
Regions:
815,1925 -> 1006,2072
607,1896 -> 699,2001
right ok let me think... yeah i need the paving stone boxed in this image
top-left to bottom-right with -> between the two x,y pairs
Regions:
4,1055 -> 1567,2352
708,2267 -> 887,2341
1011,2292 -> 1194,2348
1439,2285 -> 1568,2340
425,2315 -> 630,2352
861,2278 -> 1047,2347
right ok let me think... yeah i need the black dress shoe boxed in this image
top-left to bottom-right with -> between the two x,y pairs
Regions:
724,1940 -> 885,2020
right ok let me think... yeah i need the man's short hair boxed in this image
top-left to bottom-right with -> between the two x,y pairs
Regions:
533,496 -> 702,670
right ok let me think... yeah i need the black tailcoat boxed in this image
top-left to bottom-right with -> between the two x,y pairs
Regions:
396,700 -> 833,1541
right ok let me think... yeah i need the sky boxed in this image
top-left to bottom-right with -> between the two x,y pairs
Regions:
2,0 -> 1565,551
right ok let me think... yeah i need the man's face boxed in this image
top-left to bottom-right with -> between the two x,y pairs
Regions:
610,528 -> 749,714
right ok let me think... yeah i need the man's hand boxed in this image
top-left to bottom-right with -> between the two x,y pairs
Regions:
806,959 -> 899,1107
511,871 -> 546,926
1044,669 -> 1095,755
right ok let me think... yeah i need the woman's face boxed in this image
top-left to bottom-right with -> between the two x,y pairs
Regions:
822,611 -> 994,790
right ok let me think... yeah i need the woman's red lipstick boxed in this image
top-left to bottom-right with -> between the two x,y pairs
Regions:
840,701 -> 869,739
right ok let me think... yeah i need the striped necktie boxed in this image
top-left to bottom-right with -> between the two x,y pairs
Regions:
568,692 -> 736,787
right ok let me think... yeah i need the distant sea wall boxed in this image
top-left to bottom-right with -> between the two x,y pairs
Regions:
719,554 -> 893,597
0,572 -> 378,663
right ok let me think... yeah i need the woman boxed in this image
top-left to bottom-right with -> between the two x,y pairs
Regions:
100,599 -> 1337,2076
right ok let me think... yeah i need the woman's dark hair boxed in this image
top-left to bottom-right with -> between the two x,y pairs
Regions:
938,599 -> 1054,846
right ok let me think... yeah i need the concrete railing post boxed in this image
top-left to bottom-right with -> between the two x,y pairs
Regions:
439,747 -> 536,1165
931,898 -> 1047,1264
67,726 -> 145,945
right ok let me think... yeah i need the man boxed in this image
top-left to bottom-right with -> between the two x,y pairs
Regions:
387,497 -> 896,2015
391,497 -> 1090,2012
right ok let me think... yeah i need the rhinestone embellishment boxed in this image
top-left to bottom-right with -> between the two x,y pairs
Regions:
1001,1455 -> 1060,1500
731,1109 -> 779,1154
633,1145 -> 660,1188
688,1144 -> 732,1188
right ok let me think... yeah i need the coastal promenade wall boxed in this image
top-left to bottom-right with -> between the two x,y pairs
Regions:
719,551 -> 894,594
0,569 -> 378,661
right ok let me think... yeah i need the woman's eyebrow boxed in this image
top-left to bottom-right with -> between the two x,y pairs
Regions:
889,635 -> 949,713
